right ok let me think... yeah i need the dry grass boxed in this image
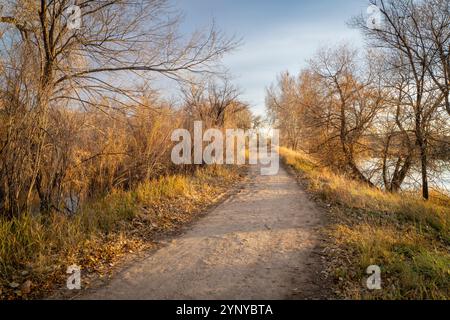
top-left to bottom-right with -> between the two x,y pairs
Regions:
279,147 -> 450,300
0,165 -> 246,299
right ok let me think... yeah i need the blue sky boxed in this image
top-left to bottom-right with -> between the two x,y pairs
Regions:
174,0 -> 370,116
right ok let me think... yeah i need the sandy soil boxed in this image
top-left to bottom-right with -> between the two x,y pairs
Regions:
82,163 -> 327,300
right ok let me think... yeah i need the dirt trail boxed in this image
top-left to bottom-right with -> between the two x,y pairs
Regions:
83,163 -> 326,299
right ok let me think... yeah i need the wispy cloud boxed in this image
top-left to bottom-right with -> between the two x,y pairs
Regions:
175,0 -> 368,116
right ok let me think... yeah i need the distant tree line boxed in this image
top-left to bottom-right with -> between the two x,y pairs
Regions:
267,0 -> 449,199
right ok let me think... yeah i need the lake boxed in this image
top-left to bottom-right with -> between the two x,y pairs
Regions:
360,158 -> 450,195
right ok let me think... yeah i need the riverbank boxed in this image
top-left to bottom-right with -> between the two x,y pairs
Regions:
0,165 -> 247,300
279,147 -> 450,299
358,157 -> 450,195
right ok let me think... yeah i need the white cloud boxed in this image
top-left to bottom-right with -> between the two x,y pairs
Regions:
223,22 -> 362,116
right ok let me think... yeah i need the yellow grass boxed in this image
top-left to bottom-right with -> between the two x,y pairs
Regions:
0,165 -> 244,299
279,147 -> 450,299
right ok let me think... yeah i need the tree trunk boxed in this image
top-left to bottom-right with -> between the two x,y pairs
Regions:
419,144 -> 429,200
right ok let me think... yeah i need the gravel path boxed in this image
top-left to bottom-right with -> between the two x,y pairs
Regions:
83,163 -> 326,299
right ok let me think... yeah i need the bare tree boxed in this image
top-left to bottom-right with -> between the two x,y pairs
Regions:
352,0 -> 449,199
0,0 -> 238,216
266,71 -> 304,150
421,0 -> 450,116
182,76 -> 244,128
307,44 -> 383,185
377,54 -> 415,192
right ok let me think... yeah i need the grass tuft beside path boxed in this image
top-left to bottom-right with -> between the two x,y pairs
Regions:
0,165 -> 246,299
280,147 -> 450,300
